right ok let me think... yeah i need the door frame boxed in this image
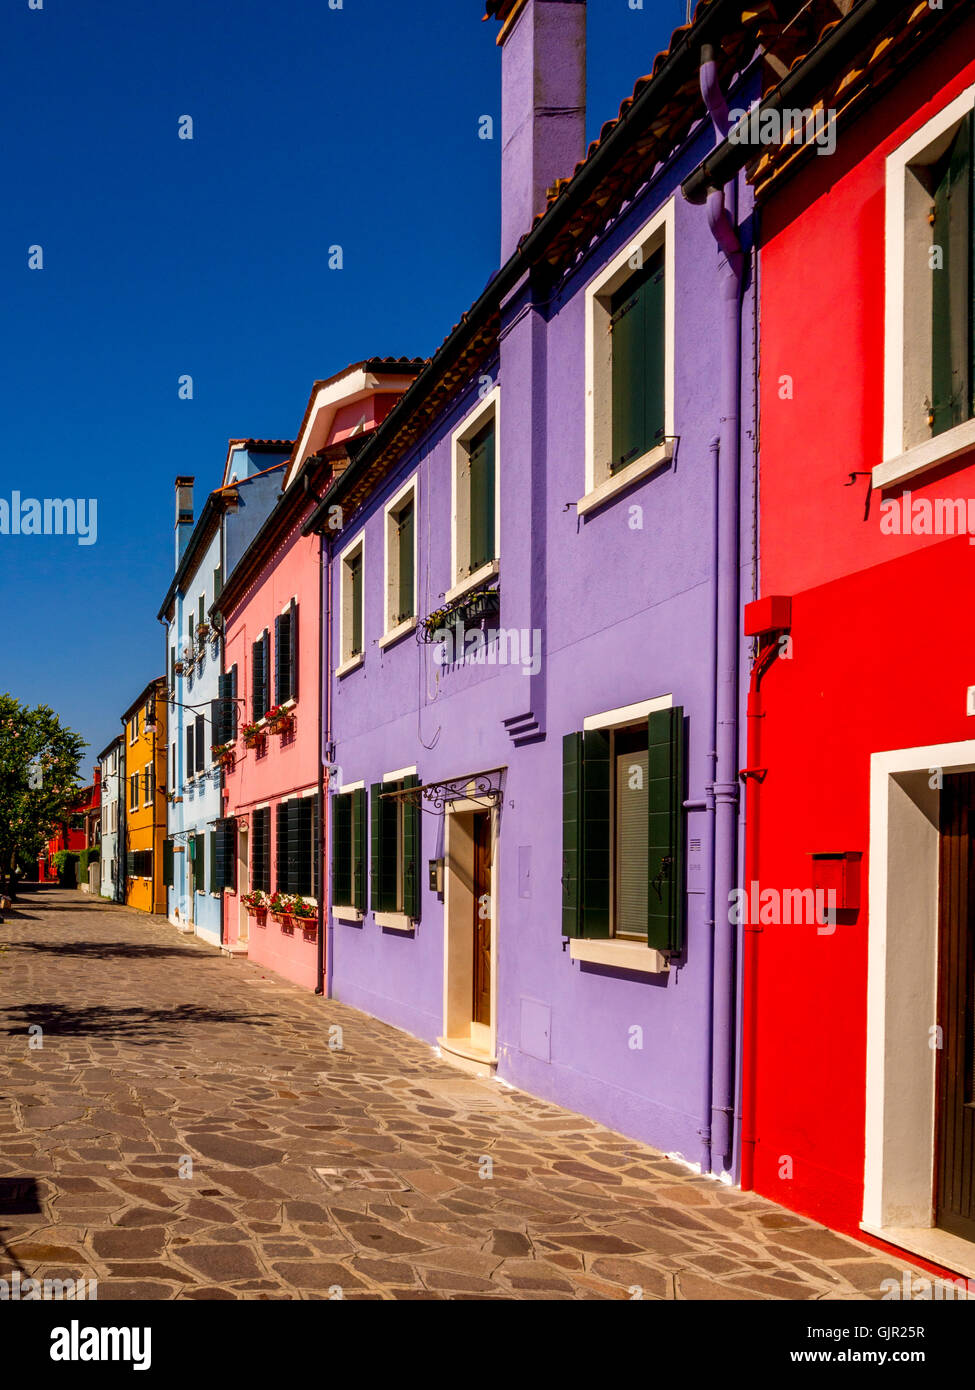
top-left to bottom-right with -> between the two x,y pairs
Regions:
863,739 -> 975,1276
441,797 -> 498,1066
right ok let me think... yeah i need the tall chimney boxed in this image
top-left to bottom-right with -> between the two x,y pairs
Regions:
495,0 -> 586,263
175,476 -> 194,566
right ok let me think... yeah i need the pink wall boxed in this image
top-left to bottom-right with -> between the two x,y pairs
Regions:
222,497 -> 321,991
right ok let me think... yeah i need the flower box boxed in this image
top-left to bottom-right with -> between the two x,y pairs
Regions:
280,915 -> 295,934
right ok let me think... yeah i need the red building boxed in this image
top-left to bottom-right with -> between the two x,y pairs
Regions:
40,771 -> 101,883
714,1 -> 975,1279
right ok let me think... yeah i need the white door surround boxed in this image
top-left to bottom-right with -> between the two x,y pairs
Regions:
438,797 -> 499,1077
864,739 -> 975,1277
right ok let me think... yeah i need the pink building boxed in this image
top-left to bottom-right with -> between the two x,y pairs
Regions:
215,360 -> 423,988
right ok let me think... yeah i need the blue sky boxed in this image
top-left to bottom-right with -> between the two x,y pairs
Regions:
1,0 -> 686,776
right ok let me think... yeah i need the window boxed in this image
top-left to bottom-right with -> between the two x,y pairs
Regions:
213,565 -> 222,598
370,777 -> 421,920
384,481 -> 416,635
163,838 -> 174,887
169,646 -> 176,687
194,714 -> 205,773
185,723 -> 194,781
217,666 -> 239,743
562,705 -> 685,952
213,818 -> 237,891
251,631 -> 270,719
126,849 -> 153,879
129,773 -> 139,811
332,787 -> 365,910
198,594 -> 205,630
882,89 -> 975,485
275,797 -> 317,897
339,539 -> 364,669
189,832 -> 205,892
143,764 -> 152,806
275,601 -> 298,704
451,390 -> 499,590
251,807 -> 271,892
129,713 -> 139,744
582,199 -> 675,513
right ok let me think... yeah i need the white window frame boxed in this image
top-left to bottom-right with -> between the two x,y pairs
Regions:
143,763 -> 152,807
337,533 -> 365,676
879,83 -> 975,490
381,474 -> 418,647
580,197 -> 676,517
449,386 -> 501,602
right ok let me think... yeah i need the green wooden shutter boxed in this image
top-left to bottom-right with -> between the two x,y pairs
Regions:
370,782 -> 383,912
289,599 -> 298,703
251,639 -> 263,719
276,803 -> 289,893
610,248 -> 666,472
350,555 -> 362,656
217,675 -> 232,743
209,830 -> 217,893
126,850 -> 135,878
582,729 -> 611,938
214,565 -> 222,597
195,715 -> 205,772
931,113 -> 973,438
275,613 -> 289,705
352,786 -> 366,911
311,797 -> 319,902
562,733 -> 583,937
468,420 -> 495,572
230,664 -> 239,740
289,799 -> 312,897
403,774 -> 421,920
647,706 -> 686,953
198,595 -> 205,629
396,499 -> 415,622
332,793 -> 352,906
163,838 -> 174,887
169,647 -> 175,687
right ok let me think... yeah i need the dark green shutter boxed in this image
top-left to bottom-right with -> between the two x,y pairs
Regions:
126,851 -> 135,878
562,733 -> 583,937
195,715 -> 206,772
610,247 -> 666,472
350,555 -> 362,656
251,807 -> 269,893
468,420 -> 495,572
311,797 -> 319,901
252,638 -> 264,719
931,113 -> 973,438
217,675 -> 232,743
215,819 -> 236,892
186,725 -> 194,778
198,595 -> 205,629
332,793 -> 352,906
582,729 -> 611,937
276,803 -> 289,893
289,600 -> 298,702
289,799 -> 312,897
275,613 -> 290,704
403,774 -> 421,920
209,830 -> 217,893
370,782 -> 383,912
231,664 -> 239,740
647,706 -> 686,953
396,499 -> 415,621
163,838 -> 174,887
170,647 -> 175,687
214,564 -> 222,597
352,786 -> 366,911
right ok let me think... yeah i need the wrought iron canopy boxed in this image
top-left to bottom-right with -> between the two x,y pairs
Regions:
381,768 -> 505,813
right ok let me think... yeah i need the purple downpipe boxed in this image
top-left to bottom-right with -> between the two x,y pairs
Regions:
700,45 -> 744,1173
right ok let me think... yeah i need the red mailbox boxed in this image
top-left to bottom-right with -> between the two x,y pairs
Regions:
810,852 -> 862,911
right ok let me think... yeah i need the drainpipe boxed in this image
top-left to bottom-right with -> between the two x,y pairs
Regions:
700,44 -> 744,1175
739,635 -> 779,1189
315,526 -> 326,995
323,530 -> 335,1000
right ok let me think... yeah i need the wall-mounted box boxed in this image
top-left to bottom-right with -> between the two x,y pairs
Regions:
428,857 -> 444,895
744,595 -> 792,638
811,851 -> 862,911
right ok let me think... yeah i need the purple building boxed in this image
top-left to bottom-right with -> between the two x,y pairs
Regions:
306,0 -> 759,1176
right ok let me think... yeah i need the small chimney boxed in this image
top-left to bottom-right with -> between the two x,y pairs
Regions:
495,0 -> 586,263
175,476 -> 194,565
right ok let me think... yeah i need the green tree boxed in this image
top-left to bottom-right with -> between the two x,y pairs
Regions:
0,695 -> 86,898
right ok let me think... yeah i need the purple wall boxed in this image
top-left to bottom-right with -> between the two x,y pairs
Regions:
326,28 -> 759,1166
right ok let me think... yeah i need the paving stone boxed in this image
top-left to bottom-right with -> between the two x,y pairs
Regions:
175,1244 -> 264,1280
90,1227 -> 167,1258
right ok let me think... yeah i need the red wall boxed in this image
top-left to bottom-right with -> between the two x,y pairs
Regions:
754,20 -> 975,1242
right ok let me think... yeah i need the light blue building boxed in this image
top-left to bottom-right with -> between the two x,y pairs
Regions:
157,443 -> 290,943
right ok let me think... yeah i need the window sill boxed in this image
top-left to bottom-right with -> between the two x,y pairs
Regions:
379,616 -> 418,650
336,653 -> 364,679
333,905 -> 363,923
445,559 -> 499,606
578,439 -> 676,517
875,417 -> 975,490
569,938 -> 669,974
375,911 -> 415,932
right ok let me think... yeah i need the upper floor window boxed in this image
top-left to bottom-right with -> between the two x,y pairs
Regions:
451,388 -> 499,594
384,479 -> 417,637
274,600 -> 298,704
128,713 -> 139,744
581,199 -> 675,515
339,538 -> 364,672
882,84 -> 975,486
251,631 -> 270,719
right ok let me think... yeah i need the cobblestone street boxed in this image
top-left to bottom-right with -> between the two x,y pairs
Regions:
0,890 -> 921,1301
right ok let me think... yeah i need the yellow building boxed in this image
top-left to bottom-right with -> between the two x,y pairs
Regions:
120,678 -> 168,914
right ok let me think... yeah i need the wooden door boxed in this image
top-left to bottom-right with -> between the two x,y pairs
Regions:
936,772 -> 975,1241
472,812 -> 492,1026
